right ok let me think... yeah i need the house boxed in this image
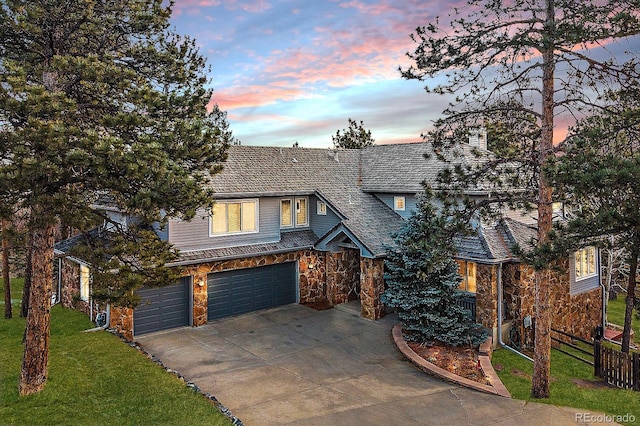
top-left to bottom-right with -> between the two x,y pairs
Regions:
55,142 -> 602,344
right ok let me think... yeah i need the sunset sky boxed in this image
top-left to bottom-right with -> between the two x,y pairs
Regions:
169,1 -> 640,148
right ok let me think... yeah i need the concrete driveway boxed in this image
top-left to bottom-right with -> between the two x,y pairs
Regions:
136,303 -> 610,425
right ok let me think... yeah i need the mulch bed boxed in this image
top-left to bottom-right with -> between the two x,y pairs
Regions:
407,340 -> 490,385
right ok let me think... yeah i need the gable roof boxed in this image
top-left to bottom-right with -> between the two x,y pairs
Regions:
360,142 -> 491,193
207,145 -> 406,257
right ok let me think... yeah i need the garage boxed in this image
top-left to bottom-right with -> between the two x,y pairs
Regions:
134,277 -> 191,336
207,262 -> 297,320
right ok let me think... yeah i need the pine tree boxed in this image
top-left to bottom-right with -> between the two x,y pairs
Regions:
402,0 -> 640,397
0,1 -> 228,395
332,118 -> 375,149
382,196 -> 486,347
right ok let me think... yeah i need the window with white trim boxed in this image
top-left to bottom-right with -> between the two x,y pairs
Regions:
295,197 -> 308,226
211,199 -> 258,235
317,201 -> 327,216
80,264 -> 90,301
394,196 -> 406,211
281,199 -> 293,227
456,260 -> 477,293
574,246 -> 597,280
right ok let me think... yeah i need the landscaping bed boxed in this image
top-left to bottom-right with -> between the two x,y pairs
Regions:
407,341 -> 489,385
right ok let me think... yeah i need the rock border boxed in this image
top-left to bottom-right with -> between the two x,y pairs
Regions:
106,328 -> 243,426
392,324 -> 511,398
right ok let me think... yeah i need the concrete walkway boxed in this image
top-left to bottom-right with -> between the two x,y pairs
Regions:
136,303 -> 614,425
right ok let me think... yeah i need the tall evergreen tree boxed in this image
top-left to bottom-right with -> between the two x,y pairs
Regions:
402,0 -> 640,397
332,118 -> 375,149
382,195 -> 486,347
0,0 -> 228,395
1,219 -> 11,319
547,88 -> 640,353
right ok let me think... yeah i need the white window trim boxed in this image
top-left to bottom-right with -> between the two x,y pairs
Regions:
574,246 -> 598,281
394,196 -> 406,211
294,197 -> 309,227
280,198 -> 294,229
317,201 -> 327,216
80,264 -> 90,302
210,198 -> 259,236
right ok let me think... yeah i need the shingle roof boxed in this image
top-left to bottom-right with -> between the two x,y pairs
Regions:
169,230 -> 318,266
360,142 -> 490,193
208,145 -> 405,257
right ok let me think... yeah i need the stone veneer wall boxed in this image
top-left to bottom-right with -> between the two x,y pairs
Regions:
475,264 -> 498,330
326,248 -> 360,305
360,257 -> 385,320
502,260 -> 602,347
59,258 -> 93,317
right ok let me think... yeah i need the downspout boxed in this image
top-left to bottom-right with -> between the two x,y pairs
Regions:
497,262 -> 534,362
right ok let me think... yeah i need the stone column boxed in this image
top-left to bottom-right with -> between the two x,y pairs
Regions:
360,257 -> 385,320
110,306 -> 134,341
192,269 -> 208,327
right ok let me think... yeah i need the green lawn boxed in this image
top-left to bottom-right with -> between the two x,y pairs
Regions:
1,279 -> 231,426
607,296 -> 640,344
492,348 -> 640,425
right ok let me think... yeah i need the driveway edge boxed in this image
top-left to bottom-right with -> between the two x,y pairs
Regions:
391,324 -> 511,398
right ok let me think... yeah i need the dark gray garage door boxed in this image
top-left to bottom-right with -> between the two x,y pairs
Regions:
208,262 -> 297,320
134,277 -> 191,335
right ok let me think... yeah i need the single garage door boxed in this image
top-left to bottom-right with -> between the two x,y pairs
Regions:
134,277 -> 191,335
208,262 -> 297,320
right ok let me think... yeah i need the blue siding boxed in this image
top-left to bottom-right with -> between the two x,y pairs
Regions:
308,195 -> 341,238
373,193 -> 419,219
570,249 -> 601,295
153,222 -> 169,241
168,197 -> 280,251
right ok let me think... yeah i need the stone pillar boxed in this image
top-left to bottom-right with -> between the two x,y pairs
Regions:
110,306 -> 134,341
360,257 -> 385,320
476,264 -> 498,329
192,271 -> 208,327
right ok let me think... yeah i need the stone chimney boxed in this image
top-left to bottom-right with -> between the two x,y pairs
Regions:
468,127 -> 487,150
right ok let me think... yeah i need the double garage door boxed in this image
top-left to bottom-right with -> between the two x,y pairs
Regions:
134,262 -> 297,335
207,262 -> 297,320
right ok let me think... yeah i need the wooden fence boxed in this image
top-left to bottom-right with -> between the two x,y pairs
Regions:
594,340 -> 640,391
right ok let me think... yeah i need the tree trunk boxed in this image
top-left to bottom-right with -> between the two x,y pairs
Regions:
18,223 -> 55,396
531,0 -> 555,399
2,220 -> 11,319
621,244 -> 638,353
21,233 -> 33,318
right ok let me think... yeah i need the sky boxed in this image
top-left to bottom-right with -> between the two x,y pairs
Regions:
169,0 -> 456,148
169,1 -> 640,149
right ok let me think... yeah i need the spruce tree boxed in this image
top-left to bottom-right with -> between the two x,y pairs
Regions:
382,197 -> 486,347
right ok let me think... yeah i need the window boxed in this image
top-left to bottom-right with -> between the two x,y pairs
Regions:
80,265 -> 90,301
211,200 -> 258,235
295,197 -> 308,226
394,196 -> 406,211
317,201 -> 327,216
281,199 -> 293,227
457,260 -> 477,293
575,246 -> 597,280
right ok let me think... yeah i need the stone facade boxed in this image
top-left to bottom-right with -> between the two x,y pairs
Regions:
478,259 -> 602,349
360,257 -> 385,320
326,248 -> 360,305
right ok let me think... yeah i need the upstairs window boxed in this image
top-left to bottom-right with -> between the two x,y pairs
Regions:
317,201 -> 327,216
456,260 -> 477,293
394,196 -> 406,211
575,246 -> 597,280
295,198 -> 308,226
281,199 -> 293,227
212,200 -> 258,235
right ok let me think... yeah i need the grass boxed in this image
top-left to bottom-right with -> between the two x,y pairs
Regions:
492,347 -> 640,425
1,279 -> 231,426
607,296 -> 640,344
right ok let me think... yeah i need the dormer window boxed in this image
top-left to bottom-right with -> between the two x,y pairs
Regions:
394,196 -> 406,211
317,201 -> 327,216
281,197 -> 308,228
211,199 -> 258,235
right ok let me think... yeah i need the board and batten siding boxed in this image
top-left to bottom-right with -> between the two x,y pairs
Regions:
308,195 -> 341,238
167,197 -> 280,252
373,193 -> 419,219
